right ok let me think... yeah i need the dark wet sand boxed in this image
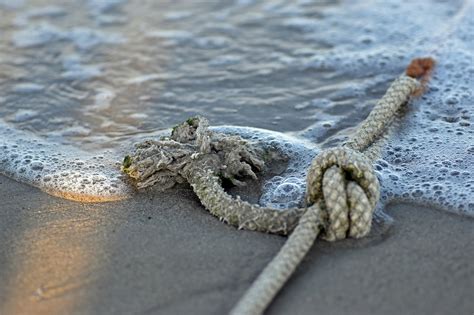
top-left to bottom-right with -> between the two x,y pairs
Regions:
0,174 -> 473,315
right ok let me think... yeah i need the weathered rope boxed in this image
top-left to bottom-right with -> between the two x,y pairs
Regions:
123,58 -> 434,315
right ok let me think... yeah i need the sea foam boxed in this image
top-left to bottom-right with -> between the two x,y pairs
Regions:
0,121 -> 131,202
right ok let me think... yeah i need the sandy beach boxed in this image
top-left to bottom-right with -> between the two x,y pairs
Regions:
1,174 -> 472,315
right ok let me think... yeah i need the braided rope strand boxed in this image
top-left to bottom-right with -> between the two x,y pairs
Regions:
187,167 -> 305,235
344,76 -> 418,152
229,204 -> 323,315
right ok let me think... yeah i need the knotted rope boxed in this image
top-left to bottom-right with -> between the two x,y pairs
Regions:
123,58 -> 435,315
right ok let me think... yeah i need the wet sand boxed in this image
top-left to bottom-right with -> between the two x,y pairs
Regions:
0,174 -> 473,315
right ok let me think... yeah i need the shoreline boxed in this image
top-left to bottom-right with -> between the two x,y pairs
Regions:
1,174 -> 472,315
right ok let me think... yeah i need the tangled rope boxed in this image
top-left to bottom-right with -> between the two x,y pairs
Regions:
123,57 -> 434,315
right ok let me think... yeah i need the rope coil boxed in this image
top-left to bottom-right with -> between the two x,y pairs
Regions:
123,57 -> 435,315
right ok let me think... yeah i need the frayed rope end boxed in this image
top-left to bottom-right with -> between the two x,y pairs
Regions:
406,57 -> 436,96
406,57 -> 435,79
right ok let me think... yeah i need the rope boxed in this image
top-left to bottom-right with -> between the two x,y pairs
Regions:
228,74 -> 418,315
123,57 -> 435,315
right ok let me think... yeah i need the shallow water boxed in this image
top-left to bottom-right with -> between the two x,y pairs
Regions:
0,0 -> 472,213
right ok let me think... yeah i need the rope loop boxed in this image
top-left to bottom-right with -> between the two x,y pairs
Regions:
305,147 -> 380,241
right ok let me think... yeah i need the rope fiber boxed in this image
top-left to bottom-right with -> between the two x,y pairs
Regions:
123,57 -> 435,315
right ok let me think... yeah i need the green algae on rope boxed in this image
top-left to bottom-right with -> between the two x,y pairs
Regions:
123,57 -> 435,315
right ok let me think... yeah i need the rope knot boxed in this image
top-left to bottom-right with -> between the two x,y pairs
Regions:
306,147 -> 380,241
